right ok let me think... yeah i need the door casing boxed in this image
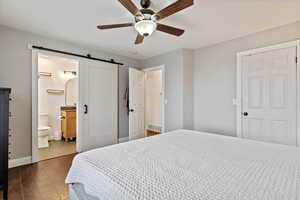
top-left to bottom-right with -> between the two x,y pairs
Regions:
128,65 -> 166,140
236,40 -> 300,146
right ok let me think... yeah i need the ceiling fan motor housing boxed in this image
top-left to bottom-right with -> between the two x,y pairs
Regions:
135,9 -> 155,22
140,0 -> 151,9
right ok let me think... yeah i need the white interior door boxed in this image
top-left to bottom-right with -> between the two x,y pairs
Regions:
242,47 -> 297,145
129,68 -> 145,140
78,60 -> 118,152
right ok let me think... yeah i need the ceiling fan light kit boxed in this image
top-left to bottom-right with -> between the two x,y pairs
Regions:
97,0 -> 194,45
135,20 -> 157,37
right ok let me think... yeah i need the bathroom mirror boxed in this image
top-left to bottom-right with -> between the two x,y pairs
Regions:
65,78 -> 78,106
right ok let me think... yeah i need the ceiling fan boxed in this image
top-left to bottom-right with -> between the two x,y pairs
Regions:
97,0 -> 194,45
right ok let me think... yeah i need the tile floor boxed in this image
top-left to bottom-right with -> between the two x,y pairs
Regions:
38,140 -> 76,161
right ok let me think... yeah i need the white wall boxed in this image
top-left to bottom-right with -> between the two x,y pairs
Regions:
38,56 -> 78,140
141,49 -> 194,132
141,21 -> 300,137
182,49 -> 194,130
141,50 -> 183,131
0,25 -> 140,159
193,21 -> 300,137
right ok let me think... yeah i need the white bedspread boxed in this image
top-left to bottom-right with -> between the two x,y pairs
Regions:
66,130 -> 300,200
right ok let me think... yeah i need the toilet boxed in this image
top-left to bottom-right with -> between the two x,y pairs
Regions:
38,113 -> 51,148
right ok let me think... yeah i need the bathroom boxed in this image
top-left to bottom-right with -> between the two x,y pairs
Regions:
38,54 -> 78,161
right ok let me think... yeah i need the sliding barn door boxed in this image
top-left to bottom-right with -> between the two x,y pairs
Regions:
241,47 -> 297,145
129,68 -> 145,140
78,60 -> 118,152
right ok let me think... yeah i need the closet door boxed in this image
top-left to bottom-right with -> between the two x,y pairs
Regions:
129,68 -> 145,140
78,60 -> 118,152
241,47 -> 297,145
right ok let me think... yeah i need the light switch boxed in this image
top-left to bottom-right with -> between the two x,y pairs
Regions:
232,98 -> 238,106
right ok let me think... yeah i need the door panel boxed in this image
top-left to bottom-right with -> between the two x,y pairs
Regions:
270,120 -> 288,144
248,76 -> 264,109
129,68 -> 145,140
246,118 -> 264,140
242,47 -> 297,145
270,75 -> 287,108
78,60 -> 118,152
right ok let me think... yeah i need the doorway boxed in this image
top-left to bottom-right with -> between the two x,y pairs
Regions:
128,66 -> 165,140
237,41 -> 300,146
144,68 -> 164,137
37,54 -> 78,161
32,48 -> 120,163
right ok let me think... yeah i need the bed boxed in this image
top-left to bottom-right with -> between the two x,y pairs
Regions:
66,130 -> 300,200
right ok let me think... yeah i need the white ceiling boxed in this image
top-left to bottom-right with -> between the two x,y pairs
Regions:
0,0 -> 300,59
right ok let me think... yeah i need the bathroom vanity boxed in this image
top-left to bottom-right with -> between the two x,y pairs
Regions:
61,106 -> 76,142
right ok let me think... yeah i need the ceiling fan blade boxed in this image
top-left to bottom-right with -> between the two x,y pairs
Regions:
118,0 -> 140,16
97,23 -> 133,30
157,24 -> 184,36
155,0 -> 194,20
135,34 -> 144,45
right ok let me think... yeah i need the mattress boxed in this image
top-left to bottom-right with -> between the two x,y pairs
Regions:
66,130 -> 300,200
69,183 -> 99,200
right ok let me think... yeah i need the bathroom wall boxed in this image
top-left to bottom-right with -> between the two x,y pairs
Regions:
38,55 -> 78,140
65,78 -> 78,106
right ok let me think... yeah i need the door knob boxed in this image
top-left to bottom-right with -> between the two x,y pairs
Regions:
129,109 -> 135,112
243,112 -> 248,116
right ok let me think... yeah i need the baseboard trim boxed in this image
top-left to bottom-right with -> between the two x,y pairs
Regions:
118,137 -> 129,143
9,156 -> 32,168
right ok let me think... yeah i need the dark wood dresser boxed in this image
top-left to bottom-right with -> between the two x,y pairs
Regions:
0,88 -> 11,200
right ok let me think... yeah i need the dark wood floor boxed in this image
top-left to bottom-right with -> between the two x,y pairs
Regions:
0,154 -> 75,200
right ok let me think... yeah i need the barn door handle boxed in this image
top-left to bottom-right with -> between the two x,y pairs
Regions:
84,105 -> 88,114
243,112 -> 248,116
